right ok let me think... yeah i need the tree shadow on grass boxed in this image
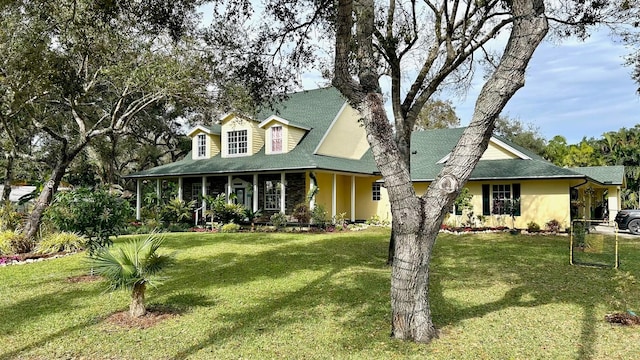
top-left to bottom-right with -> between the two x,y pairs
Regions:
429,234 -> 637,359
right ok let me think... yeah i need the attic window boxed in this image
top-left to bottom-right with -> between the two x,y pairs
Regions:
271,126 -> 283,153
228,130 -> 248,156
197,134 -> 207,158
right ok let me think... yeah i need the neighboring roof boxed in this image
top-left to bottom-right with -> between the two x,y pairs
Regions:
569,165 -> 626,186
128,87 -> 378,178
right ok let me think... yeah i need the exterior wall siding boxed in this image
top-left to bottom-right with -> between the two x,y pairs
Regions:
315,105 -> 369,159
480,142 -> 519,160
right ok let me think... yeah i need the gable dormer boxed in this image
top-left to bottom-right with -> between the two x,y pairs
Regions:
258,115 -> 310,155
188,125 -> 221,160
219,113 -> 264,158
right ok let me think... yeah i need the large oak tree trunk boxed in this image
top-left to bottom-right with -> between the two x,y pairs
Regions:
130,282 -> 147,318
336,0 -> 548,343
22,163 -> 68,240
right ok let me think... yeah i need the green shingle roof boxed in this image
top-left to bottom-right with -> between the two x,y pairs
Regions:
128,90 -> 623,187
128,87 -> 378,178
569,166 -> 625,186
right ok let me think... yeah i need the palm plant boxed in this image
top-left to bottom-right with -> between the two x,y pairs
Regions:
89,232 -> 173,318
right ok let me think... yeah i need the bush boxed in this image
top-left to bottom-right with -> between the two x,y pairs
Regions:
204,194 -> 246,224
572,221 -> 587,248
0,230 -> 30,254
311,205 -> 328,227
270,212 -> 288,229
45,187 -> 133,255
292,203 -> 311,224
0,203 -> 23,231
221,222 -> 241,233
545,219 -> 562,233
36,232 -> 86,254
161,198 -> 196,224
527,221 -> 541,232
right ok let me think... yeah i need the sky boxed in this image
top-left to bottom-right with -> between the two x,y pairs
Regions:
300,30 -> 639,145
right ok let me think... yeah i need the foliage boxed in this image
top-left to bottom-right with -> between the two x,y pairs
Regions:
35,232 -> 86,254
0,203 -> 23,231
454,188 -> 473,215
494,116 -> 546,156
163,198 -> 196,224
88,232 -> 174,317
413,99 -> 460,131
311,204 -> 328,228
221,222 -> 241,233
204,194 -> 246,224
545,219 -> 562,233
243,208 -> 262,231
292,202 -> 312,224
365,215 -> 390,226
333,212 -> 348,227
0,230 -> 30,254
45,187 -> 132,255
526,221 -> 541,232
269,212 -> 288,229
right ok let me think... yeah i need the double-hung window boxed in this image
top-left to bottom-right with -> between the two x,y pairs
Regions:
372,182 -> 381,201
228,130 -> 248,156
271,126 -> 283,153
482,183 -> 521,216
197,134 -> 207,158
264,181 -> 281,210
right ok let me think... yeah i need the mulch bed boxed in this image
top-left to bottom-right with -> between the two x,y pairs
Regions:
605,313 -> 640,326
104,306 -> 181,329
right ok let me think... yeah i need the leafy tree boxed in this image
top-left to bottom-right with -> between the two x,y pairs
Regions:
45,187 -> 133,255
89,232 -> 173,318
0,0 -> 210,240
494,116 -> 547,156
413,100 -> 460,131
544,135 -> 570,165
243,0 -> 633,343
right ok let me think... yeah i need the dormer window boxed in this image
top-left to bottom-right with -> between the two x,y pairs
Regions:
197,134 -> 207,158
271,126 -> 283,153
228,130 -> 248,156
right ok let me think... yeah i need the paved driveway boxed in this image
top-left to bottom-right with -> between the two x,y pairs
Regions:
593,225 -> 638,239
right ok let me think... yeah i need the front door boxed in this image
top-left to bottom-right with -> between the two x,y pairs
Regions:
230,178 -> 252,209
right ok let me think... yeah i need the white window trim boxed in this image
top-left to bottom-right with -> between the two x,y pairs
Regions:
264,180 -> 281,210
227,129 -> 249,157
271,126 -> 283,154
372,182 -> 381,201
196,134 -> 207,158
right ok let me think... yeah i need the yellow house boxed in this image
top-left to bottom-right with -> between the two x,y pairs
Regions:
127,87 -> 625,229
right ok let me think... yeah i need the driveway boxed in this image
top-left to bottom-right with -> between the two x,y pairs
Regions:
593,224 -> 638,239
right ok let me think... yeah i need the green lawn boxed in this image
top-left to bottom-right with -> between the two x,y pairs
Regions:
1,228 -> 640,359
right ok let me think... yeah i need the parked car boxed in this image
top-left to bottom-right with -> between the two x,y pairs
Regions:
614,209 -> 640,235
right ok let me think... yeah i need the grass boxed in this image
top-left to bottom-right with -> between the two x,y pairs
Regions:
1,228 -> 640,359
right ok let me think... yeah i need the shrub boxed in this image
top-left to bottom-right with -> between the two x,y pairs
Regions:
36,232 -> 86,254
161,198 -> 196,224
0,203 -> 23,231
270,212 -> 288,229
572,221 -> 587,248
527,221 -> 541,232
545,219 -> 562,233
292,202 -> 311,224
365,214 -> 390,226
333,212 -> 347,227
0,230 -> 30,254
311,205 -> 328,227
204,194 -> 246,224
45,187 -> 133,255
221,222 -> 241,233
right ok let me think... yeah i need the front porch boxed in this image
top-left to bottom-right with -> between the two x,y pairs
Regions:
133,171 -> 385,224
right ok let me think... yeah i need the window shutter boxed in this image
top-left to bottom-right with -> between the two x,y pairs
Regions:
482,184 -> 490,215
512,183 -> 521,216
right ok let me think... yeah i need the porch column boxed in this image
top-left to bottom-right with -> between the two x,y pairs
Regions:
253,174 -> 259,212
332,173 -> 337,220
351,176 -> 356,222
309,172 -> 316,210
201,176 -> 207,215
178,177 -> 183,201
156,179 -> 161,201
136,179 -> 141,220
227,175 -> 233,204
280,172 -> 286,214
